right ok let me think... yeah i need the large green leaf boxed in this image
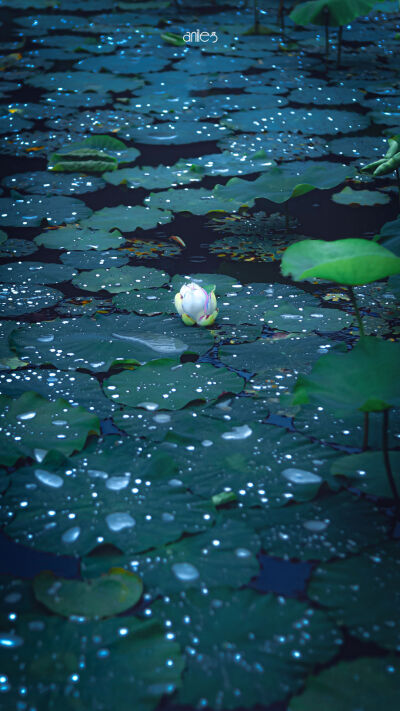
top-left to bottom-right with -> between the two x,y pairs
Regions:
81,205 -> 172,232
72,265 -> 169,293
308,542 -> 400,650
331,450 -> 400,498
0,614 -> 184,711
104,359 -> 244,410
34,226 -> 125,251
281,238 -> 400,285
290,336 -> 400,413
153,588 -> 342,709
290,657 -> 400,711
0,391 -> 100,465
0,195 -> 92,227
290,0 -> 375,27
33,569 -> 143,619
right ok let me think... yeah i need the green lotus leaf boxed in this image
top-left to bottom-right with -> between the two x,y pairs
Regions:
0,391 -> 100,465
290,657 -> 400,711
252,491 -> 390,561
308,542 -> 400,650
290,0 -> 375,27
34,226 -> 125,251
33,569 -> 143,619
281,238 -> 400,285
49,148 -> 118,174
0,284 -> 63,317
3,444 -> 215,555
0,261 -> 76,285
82,518 -> 260,595
104,359 -> 244,410
27,70 -> 144,94
332,186 -> 390,206
221,107 -> 369,135
81,205 -> 172,232
0,195 -> 92,227
289,336 -> 400,413
72,265 -> 169,293
152,588 -> 342,709
0,614 -> 184,711
10,314 -> 214,372
0,238 -> 38,258
264,303 -> 353,332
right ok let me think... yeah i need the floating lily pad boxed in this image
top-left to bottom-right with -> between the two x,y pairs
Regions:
81,205 -> 172,232
218,132 -> 329,162
308,542 -> 400,651
3,445 -> 215,555
289,86 -> 362,106
264,303 -> 353,332
0,614 -> 184,711
0,195 -> 92,227
0,320 -> 25,371
0,368 -> 114,418
222,108 -> 369,135
113,288 -> 175,315
104,360 -> 244,410
27,70 -> 144,94
83,519 -> 260,596
332,186 -> 390,206
33,569 -> 143,619
103,164 -> 202,190
128,120 -> 229,145
34,226 -> 126,251
0,238 -> 38,258
0,391 -> 100,465
290,657 -> 400,711
0,261 -> 76,285
11,314 -> 214,372
331,450 -> 400,498
74,53 -> 168,74
0,284 -> 62,316
153,588 -> 341,709
2,171 -> 105,195
253,492 -> 390,561
72,265 -> 169,293
60,249 -> 129,270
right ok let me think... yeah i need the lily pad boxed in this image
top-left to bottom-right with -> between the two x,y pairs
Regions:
113,288 -> 175,315
72,265 -> 169,293
126,120 -> 229,144
332,186 -> 390,206
0,195 -> 92,227
11,314 -> 214,372
104,360 -> 244,410
222,108 -> 369,135
290,657 -> 400,711
0,368 -> 114,418
281,238 -> 400,285
33,569 -> 143,619
0,261 -> 76,285
2,171 -> 105,195
308,542 -> 400,651
27,70 -> 144,94
0,238 -> 38,258
83,519 -> 260,596
3,445 -> 215,555
34,226 -> 126,251
60,249 -> 129,270
152,588 -> 342,709
264,303 -> 353,332
0,284 -> 62,316
0,614 -> 184,711
0,391 -> 100,465
253,491 -> 390,561
81,205 -> 172,232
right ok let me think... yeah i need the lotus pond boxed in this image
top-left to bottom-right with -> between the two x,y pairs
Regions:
1,0 -> 400,709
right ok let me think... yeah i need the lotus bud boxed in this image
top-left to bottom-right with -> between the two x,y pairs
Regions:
174,282 -> 218,327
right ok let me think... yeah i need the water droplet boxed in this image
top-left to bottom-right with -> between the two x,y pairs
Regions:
105,476 -> 130,491
172,562 -> 200,581
0,633 -> 23,648
16,411 -> 36,421
221,425 -> 252,440
303,520 -> 329,532
62,526 -> 81,543
34,448 -> 47,462
106,513 -> 136,532
235,548 -> 252,558
34,469 -> 63,488
281,468 -> 322,484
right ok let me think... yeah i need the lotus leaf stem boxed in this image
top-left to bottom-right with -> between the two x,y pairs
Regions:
362,411 -> 369,451
348,286 -> 365,337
